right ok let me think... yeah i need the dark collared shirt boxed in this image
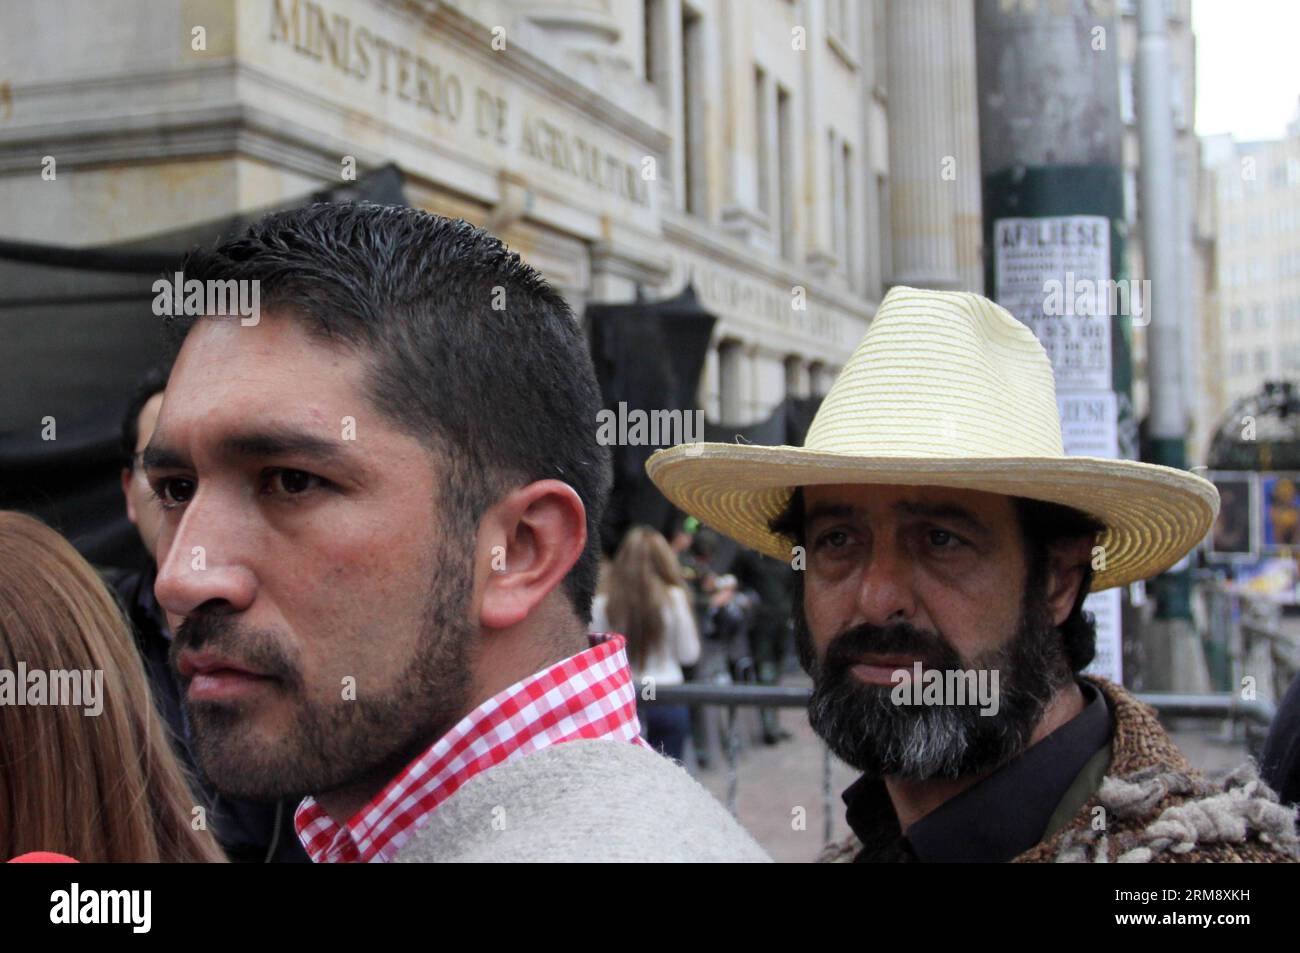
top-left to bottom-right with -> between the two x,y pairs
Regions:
843,680 -> 1113,862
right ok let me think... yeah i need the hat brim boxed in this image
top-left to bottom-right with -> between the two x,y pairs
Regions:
646,443 -> 1220,591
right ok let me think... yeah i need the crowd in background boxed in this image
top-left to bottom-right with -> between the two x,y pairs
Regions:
596,517 -> 796,766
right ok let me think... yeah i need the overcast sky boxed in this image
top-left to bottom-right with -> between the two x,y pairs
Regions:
1194,0 -> 1300,141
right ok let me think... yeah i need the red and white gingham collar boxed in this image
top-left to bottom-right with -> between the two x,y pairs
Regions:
294,632 -> 649,863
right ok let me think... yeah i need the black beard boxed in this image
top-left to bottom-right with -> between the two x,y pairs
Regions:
797,583 -> 1074,781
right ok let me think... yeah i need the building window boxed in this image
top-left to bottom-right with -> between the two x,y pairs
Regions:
776,83 -> 794,259
842,138 -> 855,289
1170,66 -> 1186,131
681,5 -> 705,217
829,130 -> 844,270
755,65 -> 770,217
718,339 -> 745,424
826,0 -> 845,43
1119,65 -> 1135,126
877,173 -> 891,287
644,0 -> 663,87
826,0 -> 856,65
784,355 -> 805,399
872,0 -> 887,91
808,361 -> 828,397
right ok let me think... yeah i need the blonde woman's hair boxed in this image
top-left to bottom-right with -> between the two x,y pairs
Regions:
0,511 -> 225,862
604,525 -> 685,671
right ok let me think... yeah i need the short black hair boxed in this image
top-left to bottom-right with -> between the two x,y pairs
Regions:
120,365 -> 169,469
769,487 -> 1105,673
166,203 -> 612,622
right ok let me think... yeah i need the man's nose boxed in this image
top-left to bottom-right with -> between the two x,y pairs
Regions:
154,493 -> 257,618
855,540 -> 917,627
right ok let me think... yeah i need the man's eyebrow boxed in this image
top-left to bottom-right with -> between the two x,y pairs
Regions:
892,500 -> 988,535
141,441 -> 188,471
217,431 -> 356,463
805,502 -> 855,523
142,430 -> 361,470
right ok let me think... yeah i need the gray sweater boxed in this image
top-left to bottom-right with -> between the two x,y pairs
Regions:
392,739 -> 771,862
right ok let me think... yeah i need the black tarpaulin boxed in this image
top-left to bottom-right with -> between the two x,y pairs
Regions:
587,282 -> 822,555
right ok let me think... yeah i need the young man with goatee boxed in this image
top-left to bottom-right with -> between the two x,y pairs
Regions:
146,203 -> 768,863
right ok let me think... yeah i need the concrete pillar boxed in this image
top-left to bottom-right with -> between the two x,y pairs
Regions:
947,0 -> 984,293
885,0 -> 960,290
719,0 -> 764,240
800,0 -> 834,274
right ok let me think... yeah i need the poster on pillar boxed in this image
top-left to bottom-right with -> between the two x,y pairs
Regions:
993,216 -> 1113,390
1057,402 -> 1123,683
1056,391 -> 1119,459
1081,588 -> 1123,684
995,215 -> 1123,684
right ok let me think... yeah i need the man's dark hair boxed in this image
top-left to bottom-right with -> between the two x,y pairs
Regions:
769,487 -> 1104,673
166,203 -> 612,622
1012,497 -> 1105,673
120,365 -> 170,469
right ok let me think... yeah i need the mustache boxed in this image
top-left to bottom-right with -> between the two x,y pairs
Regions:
169,613 -> 301,687
820,620 -> 964,678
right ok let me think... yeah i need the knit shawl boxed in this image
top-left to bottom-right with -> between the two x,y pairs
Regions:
820,678 -> 1300,863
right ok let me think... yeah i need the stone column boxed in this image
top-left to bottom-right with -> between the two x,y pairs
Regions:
947,0 -> 984,293
801,0 -> 835,274
719,0 -> 765,241
885,0 -> 960,290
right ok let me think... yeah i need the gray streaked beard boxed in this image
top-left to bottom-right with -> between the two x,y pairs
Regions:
800,586 -> 1074,780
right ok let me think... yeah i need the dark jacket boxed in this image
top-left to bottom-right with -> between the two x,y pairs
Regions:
1263,671 -> 1300,807
821,678 -> 1299,863
105,563 -> 310,863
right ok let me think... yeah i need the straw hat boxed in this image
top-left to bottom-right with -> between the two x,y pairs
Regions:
646,286 -> 1218,591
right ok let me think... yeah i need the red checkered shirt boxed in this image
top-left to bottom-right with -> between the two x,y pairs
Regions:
294,632 -> 651,863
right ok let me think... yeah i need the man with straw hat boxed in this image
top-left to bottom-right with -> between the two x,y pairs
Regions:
648,287 -> 1298,863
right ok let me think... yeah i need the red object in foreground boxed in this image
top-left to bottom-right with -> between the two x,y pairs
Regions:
7,852 -> 79,863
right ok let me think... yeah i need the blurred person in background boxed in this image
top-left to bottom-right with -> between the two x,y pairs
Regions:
119,366 -> 170,570
105,367 -> 308,862
669,516 -> 715,767
729,546 -> 794,745
1263,672 -> 1300,808
592,525 -> 700,761
0,511 -> 225,863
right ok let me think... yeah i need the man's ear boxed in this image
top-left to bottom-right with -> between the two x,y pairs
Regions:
477,480 -> 586,630
1044,534 -> 1096,627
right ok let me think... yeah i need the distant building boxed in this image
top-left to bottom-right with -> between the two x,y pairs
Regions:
1201,110 -> 1300,461
1116,0 -> 1213,462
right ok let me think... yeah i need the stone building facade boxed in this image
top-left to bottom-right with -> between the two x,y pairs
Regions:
0,0 -> 984,427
